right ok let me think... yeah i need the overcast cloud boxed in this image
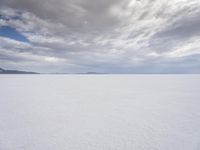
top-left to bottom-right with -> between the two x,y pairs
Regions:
0,0 -> 200,73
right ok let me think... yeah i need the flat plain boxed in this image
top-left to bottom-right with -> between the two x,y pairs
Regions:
0,75 -> 200,150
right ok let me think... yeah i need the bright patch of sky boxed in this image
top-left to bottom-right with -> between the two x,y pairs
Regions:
0,26 -> 29,43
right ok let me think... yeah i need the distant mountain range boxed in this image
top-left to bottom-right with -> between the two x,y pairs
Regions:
0,68 -> 39,74
0,67 -> 104,74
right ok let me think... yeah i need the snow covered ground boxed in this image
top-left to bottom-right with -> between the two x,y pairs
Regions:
0,75 -> 200,150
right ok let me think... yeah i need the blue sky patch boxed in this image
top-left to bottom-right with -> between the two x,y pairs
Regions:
0,26 -> 29,43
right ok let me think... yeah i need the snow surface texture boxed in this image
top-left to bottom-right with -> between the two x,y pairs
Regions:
0,75 -> 200,150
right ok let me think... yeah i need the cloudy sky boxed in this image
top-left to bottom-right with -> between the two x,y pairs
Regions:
0,0 -> 200,73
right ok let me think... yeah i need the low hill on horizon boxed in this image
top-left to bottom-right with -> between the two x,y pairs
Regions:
0,68 -> 39,74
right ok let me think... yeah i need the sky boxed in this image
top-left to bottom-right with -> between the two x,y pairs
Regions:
0,0 -> 200,73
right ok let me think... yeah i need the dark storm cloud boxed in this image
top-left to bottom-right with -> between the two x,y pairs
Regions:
0,0 -> 200,73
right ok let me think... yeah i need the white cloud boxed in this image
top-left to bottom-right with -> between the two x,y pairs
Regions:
0,0 -> 200,73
